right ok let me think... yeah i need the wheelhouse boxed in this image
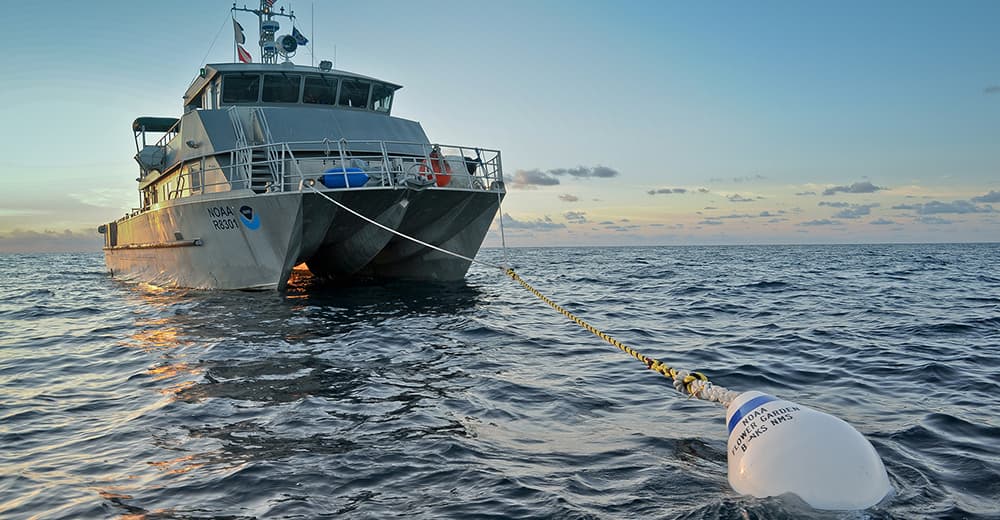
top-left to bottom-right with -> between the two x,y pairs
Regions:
184,64 -> 399,114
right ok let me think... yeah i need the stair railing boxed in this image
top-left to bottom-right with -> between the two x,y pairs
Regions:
227,107 -> 252,189
251,107 -> 281,190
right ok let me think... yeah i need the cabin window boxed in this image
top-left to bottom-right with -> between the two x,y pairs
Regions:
371,83 -> 393,113
222,74 -> 261,103
303,75 -> 338,105
339,79 -> 371,108
262,74 -> 302,103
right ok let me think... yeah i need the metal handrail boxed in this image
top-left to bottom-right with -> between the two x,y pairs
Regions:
153,119 -> 182,148
251,106 -> 281,189
132,138 -> 504,214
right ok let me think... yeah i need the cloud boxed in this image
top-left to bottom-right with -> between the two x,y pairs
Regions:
831,203 -> 880,219
697,187 -> 710,193
548,165 -> 620,178
795,191 -> 817,196
597,220 -> 642,232
699,219 -> 724,225
833,207 -> 872,219
511,169 -> 560,189
558,194 -> 579,202
985,86 -> 1000,94
870,218 -> 895,225
822,181 -> 886,196
710,174 -> 766,183
510,165 -> 621,189
971,190 -> 1000,203
919,216 -> 953,225
0,228 -> 102,253
0,190 -> 130,233
892,200 -> 994,215
799,219 -> 841,226
647,187 -> 687,195
727,194 -> 756,203
500,213 -> 565,231
563,211 -> 588,224
818,201 -> 850,208
717,213 -> 754,219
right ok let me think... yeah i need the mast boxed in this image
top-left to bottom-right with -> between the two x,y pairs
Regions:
232,1 -> 296,64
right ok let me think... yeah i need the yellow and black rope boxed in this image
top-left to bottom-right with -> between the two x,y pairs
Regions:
505,268 -> 710,396
306,185 -> 730,403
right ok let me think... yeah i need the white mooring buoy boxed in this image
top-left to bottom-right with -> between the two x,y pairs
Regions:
725,390 -> 892,510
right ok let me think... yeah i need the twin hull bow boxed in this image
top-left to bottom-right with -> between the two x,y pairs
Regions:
103,187 -> 501,290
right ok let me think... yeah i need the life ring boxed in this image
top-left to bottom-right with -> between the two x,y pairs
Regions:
419,149 -> 452,187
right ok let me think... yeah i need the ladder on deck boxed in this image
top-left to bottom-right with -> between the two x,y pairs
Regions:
250,148 -> 272,193
227,107 -> 253,190
251,107 -> 281,193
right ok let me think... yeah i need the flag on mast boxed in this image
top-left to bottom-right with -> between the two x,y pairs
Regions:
233,19 -> 246,44
292,27 -> 309,46
237,45 -> 252,63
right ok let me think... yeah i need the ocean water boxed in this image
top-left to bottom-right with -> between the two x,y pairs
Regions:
1,244 -> 998,519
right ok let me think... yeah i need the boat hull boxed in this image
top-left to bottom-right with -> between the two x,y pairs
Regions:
104,191 -> 306,290
102,186 -> 503,289
302,189 -> 409,279
360,188 -> 502,281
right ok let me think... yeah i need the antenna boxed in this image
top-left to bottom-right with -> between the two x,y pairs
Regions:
310,2 -> 315,67
232,0 -> 296,64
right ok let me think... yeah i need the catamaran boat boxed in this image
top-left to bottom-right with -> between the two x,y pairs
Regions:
98,1 -> 505,290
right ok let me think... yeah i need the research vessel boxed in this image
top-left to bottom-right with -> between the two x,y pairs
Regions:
99,1 -> 505,290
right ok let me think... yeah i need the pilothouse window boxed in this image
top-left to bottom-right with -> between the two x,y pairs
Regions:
371,83 -> 393,113
303,76 -> 338,105
222,74 -> 261,103
262,74 -> 302,103
339,79 -> 371,108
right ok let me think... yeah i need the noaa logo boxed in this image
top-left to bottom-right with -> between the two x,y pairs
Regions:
239,205 -> 260,230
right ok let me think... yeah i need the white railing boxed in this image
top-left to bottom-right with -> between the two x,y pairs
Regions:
142,138 -> 504,209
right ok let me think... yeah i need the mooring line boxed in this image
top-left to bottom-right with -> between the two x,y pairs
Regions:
305,183 -> 505,271
306,184 -> 740,407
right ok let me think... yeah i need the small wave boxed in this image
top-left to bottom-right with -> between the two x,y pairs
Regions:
921,412 -> 1000,442
893,321 -> 978,337
672,285 -> 711,296
739,280 -> 792,292
7,288 -> 55,300
887,413 -> 1000,515
964,315 -> 1000,328
963,296 -> 1000,304
0,305 -> 104,319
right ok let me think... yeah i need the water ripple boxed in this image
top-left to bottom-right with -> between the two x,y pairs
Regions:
1,245 -> 999,518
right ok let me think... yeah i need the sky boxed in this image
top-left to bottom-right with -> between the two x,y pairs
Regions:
0,0 -> 997,252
